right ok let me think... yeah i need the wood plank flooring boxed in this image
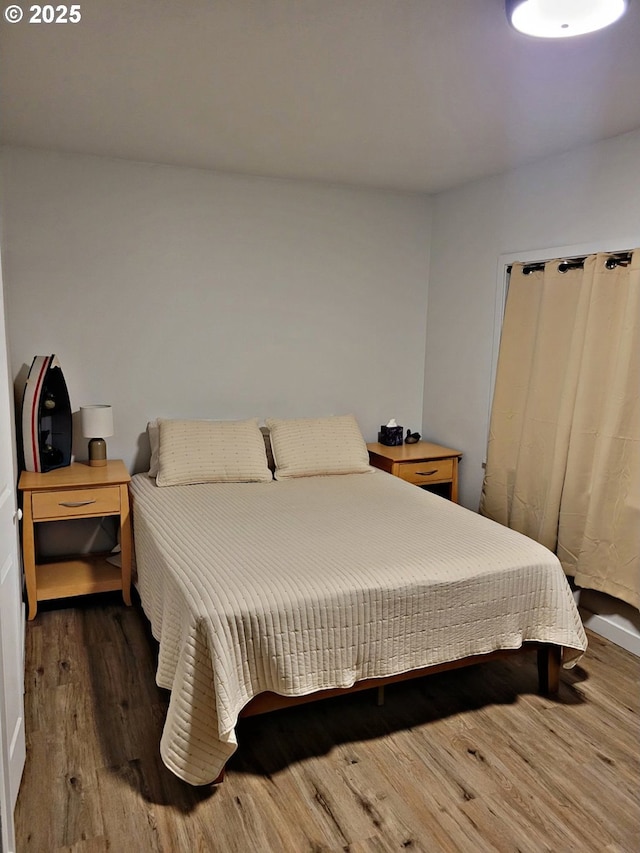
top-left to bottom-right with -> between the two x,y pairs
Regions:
15,594 -> 640,852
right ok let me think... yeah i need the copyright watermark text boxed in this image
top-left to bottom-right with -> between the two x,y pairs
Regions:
4,4 -> 82,24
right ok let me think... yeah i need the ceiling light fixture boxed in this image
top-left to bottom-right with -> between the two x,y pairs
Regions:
506,0 -> 628,38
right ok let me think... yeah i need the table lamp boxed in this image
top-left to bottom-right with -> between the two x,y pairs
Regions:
81,404 -> 114,467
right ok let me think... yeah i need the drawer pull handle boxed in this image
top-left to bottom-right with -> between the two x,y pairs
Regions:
58,500 -> 97,507
417,470 -> 438,477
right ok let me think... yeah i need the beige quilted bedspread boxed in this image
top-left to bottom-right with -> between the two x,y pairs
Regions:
130,471 -> 587,785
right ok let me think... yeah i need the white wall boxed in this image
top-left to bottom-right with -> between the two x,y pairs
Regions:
1,147 -> 432,472
424,128 -> 640,511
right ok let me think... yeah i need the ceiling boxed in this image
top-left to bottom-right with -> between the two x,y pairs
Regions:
1,0 -> 640,193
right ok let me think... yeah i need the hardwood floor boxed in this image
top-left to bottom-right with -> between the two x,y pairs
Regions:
15,595 -> 640,852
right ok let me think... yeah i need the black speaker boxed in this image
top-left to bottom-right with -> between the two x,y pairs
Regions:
21,355 -> 72,472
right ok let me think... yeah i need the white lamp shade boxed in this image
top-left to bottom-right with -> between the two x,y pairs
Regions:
81,405 -> 114,438
507,0 -> 628,38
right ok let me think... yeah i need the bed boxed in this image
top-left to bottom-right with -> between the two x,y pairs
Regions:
130,415 -> 587,786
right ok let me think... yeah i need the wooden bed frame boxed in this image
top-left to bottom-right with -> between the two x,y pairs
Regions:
213,642 -> 561,783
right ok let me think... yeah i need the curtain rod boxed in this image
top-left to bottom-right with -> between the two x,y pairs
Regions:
507,250 -> 633,276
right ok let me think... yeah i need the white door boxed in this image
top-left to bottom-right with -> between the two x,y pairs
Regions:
0,254 -> 26,853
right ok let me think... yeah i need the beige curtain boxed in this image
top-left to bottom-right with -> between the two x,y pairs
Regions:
480,251 -> 640,609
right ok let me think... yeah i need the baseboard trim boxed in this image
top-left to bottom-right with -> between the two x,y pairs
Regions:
579,609 -> 640,657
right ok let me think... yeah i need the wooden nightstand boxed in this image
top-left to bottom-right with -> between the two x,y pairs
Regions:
18,460 -> 132,620
367,441 -> 463,502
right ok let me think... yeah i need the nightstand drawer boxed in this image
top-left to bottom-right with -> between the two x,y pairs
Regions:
396,459 -> 454,485
31,487 -> 121,520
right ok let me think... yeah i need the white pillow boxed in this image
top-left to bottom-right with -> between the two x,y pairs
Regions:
265,415 -> 373,479
156,418 -> 272,486
147,419 -> 160,477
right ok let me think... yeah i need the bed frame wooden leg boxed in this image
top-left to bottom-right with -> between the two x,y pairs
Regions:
213,768 -> 225,785
376,686 -> 385,706
537,645 -> 561,695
